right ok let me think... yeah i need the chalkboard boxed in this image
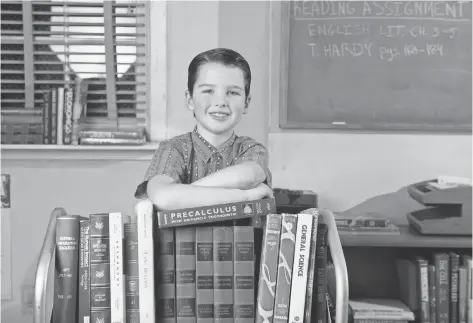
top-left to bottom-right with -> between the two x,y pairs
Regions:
279,1 -> 472,132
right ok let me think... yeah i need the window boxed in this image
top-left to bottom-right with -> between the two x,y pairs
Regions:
1,0 -> 165,143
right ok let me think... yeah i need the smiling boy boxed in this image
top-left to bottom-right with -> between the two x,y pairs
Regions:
134,48 -> 273,211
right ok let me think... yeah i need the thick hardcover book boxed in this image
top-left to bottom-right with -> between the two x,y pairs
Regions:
196,227 -> 214,323
110,213 -> 129,323
428,264 -> 437,323
313,222 -> 328,323
157,228 -> 176,323
124,222 -> 140,323
156,198 -> 276,228
433,253 -> 450,323
416,257 -> 430,323
52,215 -> 80,323
89,213 -> 112,323
303,209 -> 320,323
136,201 -> 156,323
256,214 -> 283,323
176,227 -> 197,323
288,213 -> 314,323
234,226 -> 255,323
449,253 -> 460,323
78,218 -> 90,323
273,214 -> 298,323
213,226 -> 234,323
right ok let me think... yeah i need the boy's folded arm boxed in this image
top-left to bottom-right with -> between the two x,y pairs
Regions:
190,161 -> 266,190
147,174 -> 253,211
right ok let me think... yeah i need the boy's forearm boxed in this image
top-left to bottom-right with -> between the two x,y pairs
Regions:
147,179 -> 251,211
191,162 -> 266,190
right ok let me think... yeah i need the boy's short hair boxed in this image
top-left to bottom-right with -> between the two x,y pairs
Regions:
187,48 -> 252,98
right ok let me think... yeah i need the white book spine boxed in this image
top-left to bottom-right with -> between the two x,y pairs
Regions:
109,212 -> 127,323
288,213 -> 313,323
136,201 -> 156,323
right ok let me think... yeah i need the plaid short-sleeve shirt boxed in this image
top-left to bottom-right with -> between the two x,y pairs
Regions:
134,126 -> 272,199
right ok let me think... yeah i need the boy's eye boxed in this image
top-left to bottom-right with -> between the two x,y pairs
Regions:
228,91 -> 240,96
202,89 -> 214,94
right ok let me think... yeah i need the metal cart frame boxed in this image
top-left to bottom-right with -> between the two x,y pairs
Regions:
33,204 -> 349,323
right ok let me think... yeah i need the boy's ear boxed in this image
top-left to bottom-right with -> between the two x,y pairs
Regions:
185,90 -> 194,112
243,94 -> 251,114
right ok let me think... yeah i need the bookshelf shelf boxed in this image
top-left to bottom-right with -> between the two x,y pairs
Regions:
339,225 -> 472,248
1,142 -> 160,161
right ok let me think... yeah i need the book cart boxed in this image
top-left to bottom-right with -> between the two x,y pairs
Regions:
32,203 -> 350,323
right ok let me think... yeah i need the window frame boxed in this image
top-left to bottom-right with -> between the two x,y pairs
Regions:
147,0 -> 167,143
1,0 -> 167,146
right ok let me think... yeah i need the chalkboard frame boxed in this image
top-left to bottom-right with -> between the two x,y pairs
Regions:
276,1 -> 472,133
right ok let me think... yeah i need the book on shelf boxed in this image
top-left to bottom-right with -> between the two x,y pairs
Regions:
1,81 -> 147,146
155,197 -> 276,228
397,252 -> 472,323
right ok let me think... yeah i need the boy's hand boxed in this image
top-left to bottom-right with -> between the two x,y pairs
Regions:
247,183 -> 274,200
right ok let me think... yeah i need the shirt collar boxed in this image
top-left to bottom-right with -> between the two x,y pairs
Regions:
191,126 -> 237,162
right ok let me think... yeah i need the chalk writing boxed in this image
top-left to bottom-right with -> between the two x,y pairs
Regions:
307,23 -> 458,39
294,1 -> 467,20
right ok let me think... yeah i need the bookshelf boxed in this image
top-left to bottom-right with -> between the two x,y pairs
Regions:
339,225 -> 472,248
339,226 -> 472,300
0,142 -> 160,161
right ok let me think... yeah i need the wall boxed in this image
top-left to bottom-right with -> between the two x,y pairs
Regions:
1,1 -> 471,322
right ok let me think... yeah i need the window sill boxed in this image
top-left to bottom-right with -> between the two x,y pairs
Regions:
1,142 -> 160,161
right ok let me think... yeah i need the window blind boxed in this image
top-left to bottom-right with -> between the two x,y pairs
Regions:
1,0 -> 148,130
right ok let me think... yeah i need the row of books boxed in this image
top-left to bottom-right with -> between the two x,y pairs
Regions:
51,196 -> 335,323
397,253 -> 472,323
1,84 -> 146,145
257,210 -> 329,323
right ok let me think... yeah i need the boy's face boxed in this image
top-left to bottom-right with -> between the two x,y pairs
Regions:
185,62 -> 250,138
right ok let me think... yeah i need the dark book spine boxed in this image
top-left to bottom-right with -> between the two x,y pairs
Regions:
449,253 -> 459,323
176,227 -> 197,323
196,226 -> 214,323
326,263 -> 337,323
457,265 -> 467,323
78,218 -> 90,323
428,264 -> 437,323
313,222 -> 328,323
233,226 -> 255,323
304,209 -> 320,323
256,214 -> 282,323
41,91 -> 50,144
51,88 -> 57,144
213,226 -> 234,323
124,222 -> 140,323
63,86 -> 74,145
47,89 -> 53,144
157,198 -> 276,228
416,257 -> 430,323
52,215 -> 80,323
89,213 -> 111,323
273,214 -> 298,323
434,253 -> 450,323
158,228 -> 176,323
